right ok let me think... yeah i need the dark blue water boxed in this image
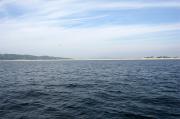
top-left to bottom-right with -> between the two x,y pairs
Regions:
0,60 -> 180,119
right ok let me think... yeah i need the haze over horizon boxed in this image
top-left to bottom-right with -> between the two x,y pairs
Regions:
0,0 -> 180,59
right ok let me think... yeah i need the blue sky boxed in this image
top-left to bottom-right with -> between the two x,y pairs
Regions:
0,0 -> 180,59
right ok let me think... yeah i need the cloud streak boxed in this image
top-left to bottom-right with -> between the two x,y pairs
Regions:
0,21 -> 180,58
0,0 -> 180,26
0,0 -> 180,58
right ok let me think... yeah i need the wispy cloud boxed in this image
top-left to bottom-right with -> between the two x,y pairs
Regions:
0,0 -> 180,58
0,0 -> 180,26
0,21 -> 180,58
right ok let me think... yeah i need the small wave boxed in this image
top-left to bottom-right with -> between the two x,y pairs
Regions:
123,112 -> 157,119
140,95 -> 180,108
64,83 -> 94,89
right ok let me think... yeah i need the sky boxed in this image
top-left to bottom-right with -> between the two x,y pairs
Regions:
0,0 -> 180,59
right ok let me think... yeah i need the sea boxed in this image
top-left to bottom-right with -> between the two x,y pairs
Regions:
0,60 -> 180,119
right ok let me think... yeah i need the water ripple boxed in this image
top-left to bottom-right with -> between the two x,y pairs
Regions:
0,60 -> 180,119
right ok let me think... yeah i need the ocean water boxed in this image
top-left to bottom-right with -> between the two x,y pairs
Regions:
0,60 -> 180,119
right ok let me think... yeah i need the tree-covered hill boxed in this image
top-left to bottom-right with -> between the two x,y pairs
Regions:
0,54 -> 70,60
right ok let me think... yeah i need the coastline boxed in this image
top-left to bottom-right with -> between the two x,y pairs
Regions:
0,57 -> 180,61
1,59 -> 180,61
0,59 -> 73,61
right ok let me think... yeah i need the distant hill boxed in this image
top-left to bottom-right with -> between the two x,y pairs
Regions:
144,56 -> 179,59
0,54 -> 70,60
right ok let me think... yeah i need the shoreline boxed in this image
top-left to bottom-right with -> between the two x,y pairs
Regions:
0,58 -> 180,61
